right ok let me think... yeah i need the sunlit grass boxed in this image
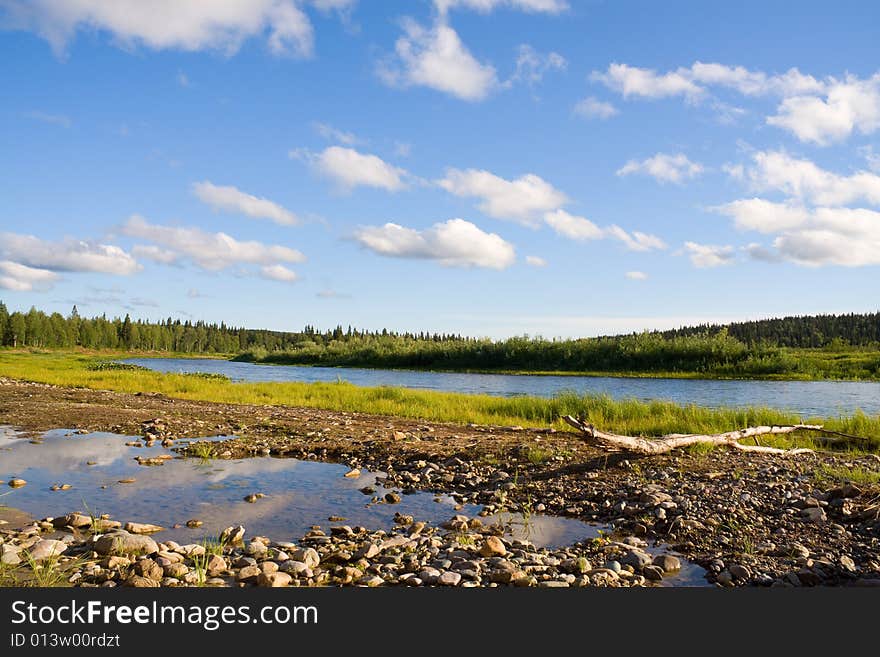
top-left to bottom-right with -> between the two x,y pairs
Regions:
2,349 -> 880,452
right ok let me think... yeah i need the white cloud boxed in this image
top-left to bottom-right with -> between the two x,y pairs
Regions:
192,181 -> 299,226
260,264 -> 299,282
683,241 -> 735,268
625,270 -> 647,280
435,0 -> 569,15
605,225 -> 667,251
353,218 -> 515,269
508,44 -> 566,86
3,0 -> 315,57
437,168 -> 567,224
861,146 -> 880,173
543,209 -> 603,241
121,215 -> 305,271
131,245 -> 180,264
295,146 -> 408,191
378,19 -> 498,102
712,198 -> 810,234
525,255 -> 546,267
0,233 -> 139,274
617,153 -> 703,184
591,63 -> 704,101
312,122 -> 360,145
737,150 -> 880,206
768,207 -> 880,267
592,61 -> 824,102
573,96 -> 618,119
22,110 -> 72,127
0,261 -> 59,291
767,74 -> 880,145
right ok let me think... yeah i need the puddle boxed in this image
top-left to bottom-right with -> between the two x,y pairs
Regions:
1,426 -> 707,585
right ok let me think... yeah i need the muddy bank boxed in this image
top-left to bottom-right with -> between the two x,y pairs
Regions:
2,378 -> 880,586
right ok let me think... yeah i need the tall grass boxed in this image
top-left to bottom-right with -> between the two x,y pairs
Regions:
2,350 -> 880,451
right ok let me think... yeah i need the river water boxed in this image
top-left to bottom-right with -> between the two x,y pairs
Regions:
124,357 -> 880,417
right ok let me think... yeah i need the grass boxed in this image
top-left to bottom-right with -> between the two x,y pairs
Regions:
188,442 -> 216,460
814,464 -> 880,486
22,552 -> 70,587
525,446 -> 554,465
2,349 -> 880,452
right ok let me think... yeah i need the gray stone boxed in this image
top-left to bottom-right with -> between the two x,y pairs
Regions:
94,532 -> 159,556
219,525 -> 245,545
643,565 -> 664,581
840,555 -> 856,572
355,543 -> 380,560
28,539 -> 68,562
538,580 -> 570,588
258,571 -> 292,587
652,554 -> 681,573
279,560 -> 312,576
729,564 -> 752,581
621,549 -> 652,570
132,559 -> 164,581
716,571 -> 734,587
438,571 -> 462,586
291,547 -> 320,569
800,507 -> 826,523
604,560 -> 622,574
236,565 -> 261,582
124,522 -> 164,535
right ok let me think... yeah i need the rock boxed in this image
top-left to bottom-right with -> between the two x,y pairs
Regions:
93,519 -> 121,532
384,492 -> 401,504
94,532 -> 159,556
652,554 -> 681,573
133,559 -> 164,581
643,565 -> 664,581
28,539 -> 67,561
355,543 -> 380,560
244,494 -> 259,503
0,544 -> 22,566
359,575 -> 385,587
280,560 -> 311,576
124,522 -> 164,535
840,555 -> 856,572
621,550 -> 652,570
53,513 -> 92,528
236,565 -> 262,582
8,479 -> 26,488
604,560 -> 622,574
219,525 -> 245,545
344,468 -> 360,478
729,564 -> 752,581
438,571 -> 462,586
117,478 -> 136,484
800,507 -> 826,523
125,575 -> 160,588
291,548 -> 320,569
204,554 -> 227,576
185,519 -> 203,528
163,563 -> 189,579
258,572 -> 292,587
479,536 -> 507,558
538,581 -> 570,588
828,483 -> 862,500
787,543 -> 810,559
716,571 -> 734,587
246,540 -> 268,557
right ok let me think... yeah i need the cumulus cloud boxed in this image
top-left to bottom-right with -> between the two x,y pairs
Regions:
767,74 -> 880,145
617,153 -> 703,184
525,255 -> 546,267
378,18 -> 498,101
735,150 -> 880,206
0,232 -> 139,275
0,261 -> 59,291
591,63 -> 704,101
131,245 -> 180,264
2,0 -> 315,57
353,218 -> 515,269
543,209 -> 603,241
192,181 -> 298,225
294,146 -> 408,191
121,215 -> 305,271
573,97 -> 618,119
260,264 -> 299,282
605,225 -> 667,251
437,168 -> 567,224
683,241 -> 736,268
435,0 -> 568,13
625,270 -> 647,280
712,198 -> 810,234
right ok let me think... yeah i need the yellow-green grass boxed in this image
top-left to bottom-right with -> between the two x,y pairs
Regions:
2,349 -> 879,452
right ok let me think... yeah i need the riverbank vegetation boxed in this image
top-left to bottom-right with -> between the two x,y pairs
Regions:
2,302 -> 879,380
2,350 -> 878,451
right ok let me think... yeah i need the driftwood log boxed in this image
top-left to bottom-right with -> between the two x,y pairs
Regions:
561,415 -> 822,456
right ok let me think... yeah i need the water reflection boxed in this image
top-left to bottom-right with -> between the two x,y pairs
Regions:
124,357 -> 880,416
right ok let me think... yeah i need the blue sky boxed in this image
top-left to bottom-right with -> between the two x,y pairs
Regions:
1,0 -> 879,339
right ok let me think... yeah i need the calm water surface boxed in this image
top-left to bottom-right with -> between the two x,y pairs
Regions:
124,357 -> 880,417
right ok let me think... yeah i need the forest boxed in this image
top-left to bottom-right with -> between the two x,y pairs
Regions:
2,302 -> 879,379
